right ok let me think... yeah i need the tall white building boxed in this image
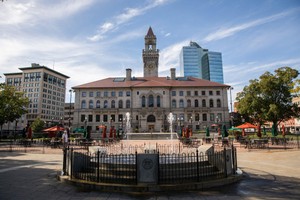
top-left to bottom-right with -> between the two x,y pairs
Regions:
72,27 -> 230,134
4,63 -> 69,131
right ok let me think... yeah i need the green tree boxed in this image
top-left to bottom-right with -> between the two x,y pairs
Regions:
31,118 -> 45,133
236,67 -> 300,133
0,84 -> 29,137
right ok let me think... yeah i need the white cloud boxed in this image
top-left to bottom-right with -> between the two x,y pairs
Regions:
203,7 -> 300,43
88,0 -> 171,41
159,40 -> 189,73
0,0 -> 96,26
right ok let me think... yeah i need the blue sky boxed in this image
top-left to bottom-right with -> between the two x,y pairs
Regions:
1,0 -> 300,104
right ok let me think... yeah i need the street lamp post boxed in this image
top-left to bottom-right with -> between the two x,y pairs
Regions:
215,116 -> 220,132
60,117 -> 63,127
230,87 -> 234,113
84,116 -> 88,138
190,116 -> 193,129
14,119 -> 18,140
68,89 -> 72,128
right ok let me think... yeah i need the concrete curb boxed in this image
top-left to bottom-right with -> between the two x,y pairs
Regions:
58,172 -> 243,193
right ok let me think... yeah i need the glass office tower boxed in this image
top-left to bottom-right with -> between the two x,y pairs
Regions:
202,51 -> 224,84
180,41 -> 224,84
179,41 -> 207,78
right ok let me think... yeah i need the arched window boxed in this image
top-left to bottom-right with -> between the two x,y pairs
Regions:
157,96 -> 161,107
195,99 -> 199,107
111,100 -> 115,108
148,95 -> 154,107
172,99 -> 176,108
81,100 -> 86,109
89,100 -> 93,108
104,100 -> 108,108
96,100 -> 100,108
126,100 -> 130,108
217,99 -> 221,107
142,96 -> 146,107
202,99 -> 206,107
147,115 -> 156,122
187,99 -> 191,107
179,99 -> 184,108
209,99 -> 214,107
118,100 -> 123,108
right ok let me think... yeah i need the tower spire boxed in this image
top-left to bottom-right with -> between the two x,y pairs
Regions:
143,27 -> 159,77
146,26 -> 155,37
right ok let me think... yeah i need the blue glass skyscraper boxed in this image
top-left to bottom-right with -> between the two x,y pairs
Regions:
180,41 -> 224,84
202,51 -> 224,84
179,41 -> 207,78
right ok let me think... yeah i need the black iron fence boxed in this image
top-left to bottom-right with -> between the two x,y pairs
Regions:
236,136 -> 300,150
0,139 -> 62,154
64,147 -> 237,185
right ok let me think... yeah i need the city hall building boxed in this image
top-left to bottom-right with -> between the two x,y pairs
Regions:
72,27 -> 230,133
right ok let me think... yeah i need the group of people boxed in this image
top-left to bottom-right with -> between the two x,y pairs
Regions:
181,127 -> 193,138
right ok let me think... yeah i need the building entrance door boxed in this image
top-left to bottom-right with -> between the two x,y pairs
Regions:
148,125 -> 154,132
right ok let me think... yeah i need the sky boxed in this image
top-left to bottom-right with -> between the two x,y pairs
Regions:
1,0 -> 300,106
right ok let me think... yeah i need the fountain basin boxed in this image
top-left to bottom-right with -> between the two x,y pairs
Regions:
126,132 -> 179,140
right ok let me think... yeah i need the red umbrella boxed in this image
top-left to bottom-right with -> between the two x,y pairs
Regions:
211,124 -> 220,127
27,127 -> 32,139
282,124 -> 285,137
242,129 -> 246,137
109,127 -> 113,138
102,127 -> 106,138
257,123 -> 262,138
113,129 -> 116,138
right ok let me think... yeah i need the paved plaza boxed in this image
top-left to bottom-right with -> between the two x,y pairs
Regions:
0,144 -> 300,200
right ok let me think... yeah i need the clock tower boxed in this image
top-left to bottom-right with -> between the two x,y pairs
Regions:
143,27 -> 159,77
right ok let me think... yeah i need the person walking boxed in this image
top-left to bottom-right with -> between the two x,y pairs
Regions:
62,130 -> 68,149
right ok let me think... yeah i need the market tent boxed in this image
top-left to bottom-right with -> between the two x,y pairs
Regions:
43,126 -> 65,138
236,122 -> 257,129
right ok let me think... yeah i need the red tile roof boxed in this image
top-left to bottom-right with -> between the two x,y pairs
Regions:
72,76 -> 230,89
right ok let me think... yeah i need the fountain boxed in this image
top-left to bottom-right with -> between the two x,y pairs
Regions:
167,112 -> 175,140
124,112 -> 131,137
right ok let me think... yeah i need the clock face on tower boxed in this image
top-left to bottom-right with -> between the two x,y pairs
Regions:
148,64 -> 154,69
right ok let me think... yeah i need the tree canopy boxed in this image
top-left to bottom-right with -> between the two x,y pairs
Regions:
31,118 -> 45,133
236,67 -> 300,129
0,84 -> 29,129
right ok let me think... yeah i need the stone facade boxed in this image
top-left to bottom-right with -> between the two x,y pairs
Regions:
72,27 -> 230,133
